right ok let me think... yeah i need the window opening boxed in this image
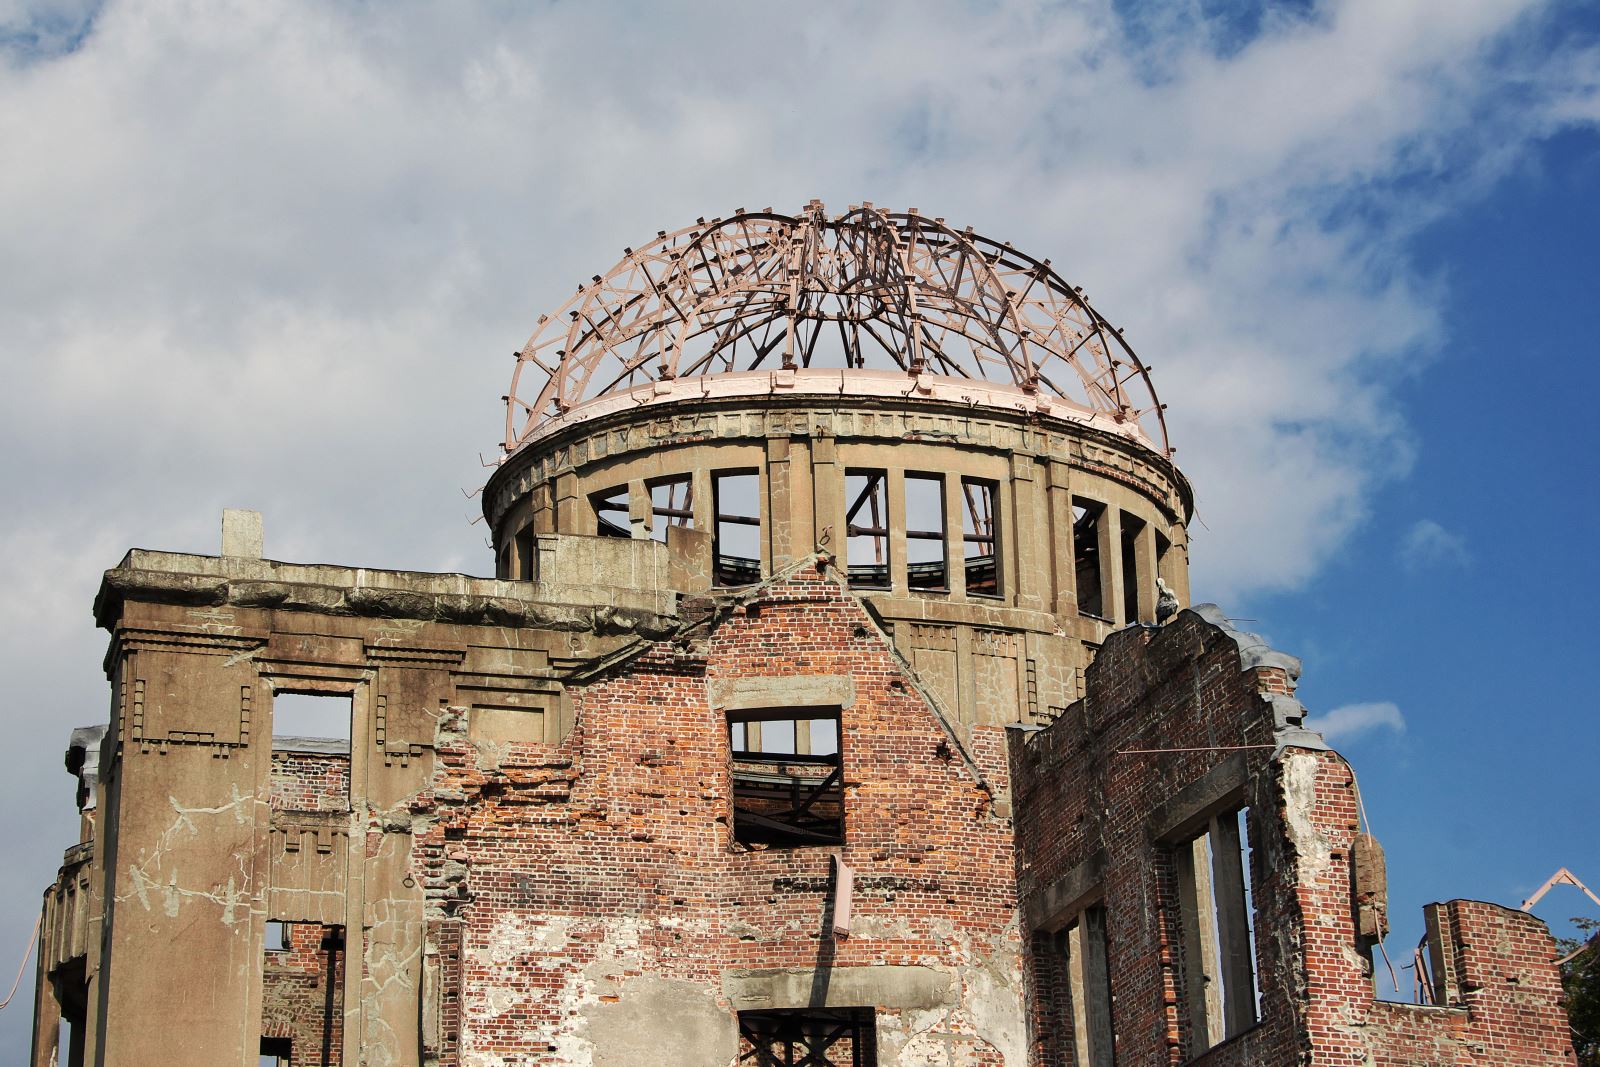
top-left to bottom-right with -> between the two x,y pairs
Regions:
905,473 -> 948,591
1175,807 -> 1259,1053
515,525 -> 535,581
713,471 -> 761,586
1073,501 -> 1106,619
648,476 -> 694,543
271,693 -> 352,747
271,693 -> 353,810
1121,512 -> 1145,624
1053,905 -> 1116,1067
590,484 -> 631,538
265,920 -> 291,953
259,1038 -> 292,1066
729,708 -> 843,848
844,470 -> 890,589
961,478 -> 999,597
738,1007 -> 876,1067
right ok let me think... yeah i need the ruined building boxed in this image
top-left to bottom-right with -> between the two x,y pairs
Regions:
31,204 -> 1576,1066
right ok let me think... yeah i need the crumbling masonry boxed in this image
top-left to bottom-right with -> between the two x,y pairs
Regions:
31,204 -> 1576,1065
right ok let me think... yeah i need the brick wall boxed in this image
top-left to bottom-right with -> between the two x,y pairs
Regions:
1011,608 -> 1575,1066
410,565 -> 1024,1064
270,750 -> 350,812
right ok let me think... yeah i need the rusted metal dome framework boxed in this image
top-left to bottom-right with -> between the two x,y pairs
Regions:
505,200 -> 1170,455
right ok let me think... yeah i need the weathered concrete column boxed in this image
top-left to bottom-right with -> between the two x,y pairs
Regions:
887,468 -> 909,597
1047,460 -> 1079,618
1133,517 -> 1158,624
1101,506 -> 1123,626
1010,453 -> 1046,611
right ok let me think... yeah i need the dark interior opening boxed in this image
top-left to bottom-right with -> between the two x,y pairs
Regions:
738,1007 -> 876,1067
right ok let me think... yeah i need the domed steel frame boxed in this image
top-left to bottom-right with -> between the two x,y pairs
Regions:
504,200 -> 1171,455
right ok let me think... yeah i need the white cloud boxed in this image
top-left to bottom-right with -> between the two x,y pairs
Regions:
1400,518 -> 1472,570
1306,701 -> 1408,744
0,0 -> 1595,1044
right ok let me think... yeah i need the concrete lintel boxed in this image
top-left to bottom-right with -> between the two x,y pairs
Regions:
723,964 -> 954,1011
1149,751 -> 1249,844
1026,849 -> 1108,933
708,673 -> 855,712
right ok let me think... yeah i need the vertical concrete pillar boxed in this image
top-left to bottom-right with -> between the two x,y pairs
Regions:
944,473 -> 967,599
1101,507 -> 1123,626
1133,517 -> 1157,624
764,437 -> 791,570
1011,454 -> 1045,611
887,469 -> 909,597
628,478 -> 650,539
552,472 -> 580,533
1047,460 -> 1079,618
93,648 -> 271,1067
810,436 -> 845,565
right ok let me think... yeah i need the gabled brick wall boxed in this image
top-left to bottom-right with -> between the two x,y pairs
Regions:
411,564 -> 1026,1065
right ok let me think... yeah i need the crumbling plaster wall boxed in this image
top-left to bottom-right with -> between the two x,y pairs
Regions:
1010,608 -> 1575,1067
61,545 -> 676,1067
414,564 -> 1029,1066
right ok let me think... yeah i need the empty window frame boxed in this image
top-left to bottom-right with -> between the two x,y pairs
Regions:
1049,906 -> 1116,1067
271,693 -> 353,810
1120,513 -> 1145,625
259,1038 -> 292,1067
1175,808 -> 1260,1053
844,470 -> 890,589
728,708 -> 842,848
1073,501 -> 1106,619
590,484 -> 631,538
648,475 -> 694,543
905,473 -> 948,591
961,478 -> 1000,597
264,919 -> 292,953
271,693 -> 352,748
713,470 -> 762,586
738,1007 -> 876,1067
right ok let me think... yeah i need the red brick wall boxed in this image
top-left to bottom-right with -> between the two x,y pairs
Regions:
411,566 -> 1021,1064
1011,608 -> 1575,1066
270,750 -> 350,812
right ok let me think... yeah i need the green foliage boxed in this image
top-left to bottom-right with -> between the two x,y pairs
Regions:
1562,918 -> 1600,1067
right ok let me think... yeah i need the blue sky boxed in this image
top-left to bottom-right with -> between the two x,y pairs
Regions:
1,0 -> 1597,1044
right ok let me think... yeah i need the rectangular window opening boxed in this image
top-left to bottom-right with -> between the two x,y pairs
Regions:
1073,501 -> 1106,619
1051,904 -> 1116,1067
259,923 -> 344,1067
905,473 -> 948,591
713,470 -> 761,586
1175,806 -> 1259,1055
1121,512 -> 1145,625
515,525 -> 535,581
648,476 -> 694,543
590,484 -> 631,538
844,470 -> 890,589
271,692 -> 353,810
738,1007 -> 876,1067
961,478 -> 1000,598
729,707 -> 842,848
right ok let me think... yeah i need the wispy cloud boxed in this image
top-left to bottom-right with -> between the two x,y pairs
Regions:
1306,701 -> 1407,744
1400,518 -> 1471,570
